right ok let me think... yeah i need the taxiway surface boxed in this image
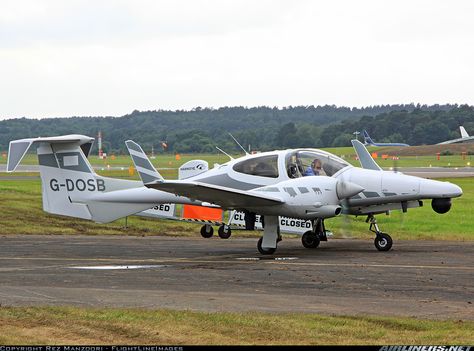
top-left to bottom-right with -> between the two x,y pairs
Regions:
0,235 -> 472,319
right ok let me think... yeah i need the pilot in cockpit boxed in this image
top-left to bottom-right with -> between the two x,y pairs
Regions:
304,158 -> 327,176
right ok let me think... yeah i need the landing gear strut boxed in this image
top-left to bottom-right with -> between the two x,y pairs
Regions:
257,237 -> 276,255
257,215 -> 280,255
366,215 -> 393,251
301,218 -> 327,249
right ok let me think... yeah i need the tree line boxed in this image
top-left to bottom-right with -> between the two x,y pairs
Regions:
0,104 -> 471,154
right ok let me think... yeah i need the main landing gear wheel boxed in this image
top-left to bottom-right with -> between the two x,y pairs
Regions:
374,233 -> 393,251
302,230 -> 320,248
200,224 -> 214,238
218,225 -> 232,239
257,237 -> 276,255
367,214 -> 393,251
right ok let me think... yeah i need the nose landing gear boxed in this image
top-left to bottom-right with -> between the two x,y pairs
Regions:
366,215 -> 393,251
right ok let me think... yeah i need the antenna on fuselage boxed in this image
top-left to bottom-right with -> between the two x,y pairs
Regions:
228,133 -> 249,156
215,146 -> 234,160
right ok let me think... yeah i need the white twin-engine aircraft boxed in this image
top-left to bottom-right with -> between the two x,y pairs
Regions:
8,135 -> 462,255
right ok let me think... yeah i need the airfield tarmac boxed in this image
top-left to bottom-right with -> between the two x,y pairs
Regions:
0,235 -> 472,320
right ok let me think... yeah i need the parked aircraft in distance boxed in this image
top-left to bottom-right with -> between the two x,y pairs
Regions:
437,126 -> 474,145
363,130 -> 410,147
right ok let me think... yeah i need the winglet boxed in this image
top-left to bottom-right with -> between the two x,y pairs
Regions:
125,140 -> 164,184
351,139 -> 382,171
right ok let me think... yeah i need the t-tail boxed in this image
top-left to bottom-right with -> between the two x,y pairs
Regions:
7,135 -> 159,223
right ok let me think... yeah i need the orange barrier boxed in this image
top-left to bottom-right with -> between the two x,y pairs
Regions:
371,152 -> 378,159
182,204 -> 223,222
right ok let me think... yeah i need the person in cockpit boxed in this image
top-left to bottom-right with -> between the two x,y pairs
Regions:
304,158 -> 326,176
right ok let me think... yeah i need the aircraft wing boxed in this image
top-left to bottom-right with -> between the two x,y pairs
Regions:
146,180 -> 284,208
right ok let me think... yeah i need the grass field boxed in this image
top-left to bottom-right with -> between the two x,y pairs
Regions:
0,176 -> 472,240
0,306 -> 473,345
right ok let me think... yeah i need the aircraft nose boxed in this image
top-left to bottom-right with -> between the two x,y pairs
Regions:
449,183 -> 463,197
419,179 -> 463,198
336,180 -> 365,200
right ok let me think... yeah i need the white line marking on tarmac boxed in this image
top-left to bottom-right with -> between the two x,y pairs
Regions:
1,257 -> 473,271
236,257 -> 299,261
69,265 -> 167,270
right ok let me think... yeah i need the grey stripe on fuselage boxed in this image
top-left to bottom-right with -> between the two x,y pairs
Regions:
196,174 -> 263,191
38,153 -> 59,168
38,152 -> 91,173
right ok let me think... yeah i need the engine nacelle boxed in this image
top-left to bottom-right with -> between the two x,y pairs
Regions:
431,198 -> 452,214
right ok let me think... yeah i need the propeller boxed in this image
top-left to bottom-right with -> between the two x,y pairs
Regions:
336,180 -> 364,200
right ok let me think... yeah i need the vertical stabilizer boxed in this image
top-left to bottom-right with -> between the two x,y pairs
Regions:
460,126 -> 469,138
351,139 -> 382,171
126,140 -> 164,183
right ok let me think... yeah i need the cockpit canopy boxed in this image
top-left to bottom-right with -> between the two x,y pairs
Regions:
230,149 -> 350,180
232,154 -> 279,178
285,150 -> 350,178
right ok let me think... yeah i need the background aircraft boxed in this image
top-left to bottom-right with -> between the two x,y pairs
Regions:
127,139 -> 462,254
363,130 -> 410,147
437,126 -> 474,145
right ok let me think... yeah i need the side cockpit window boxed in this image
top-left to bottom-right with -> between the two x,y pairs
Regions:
286,151 -> 349,178
233,155 -> 279,178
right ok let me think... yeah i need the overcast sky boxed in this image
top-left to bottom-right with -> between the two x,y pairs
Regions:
1,0 -> 474,119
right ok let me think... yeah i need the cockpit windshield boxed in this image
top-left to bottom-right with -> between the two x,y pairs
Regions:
286,150 -> 350,178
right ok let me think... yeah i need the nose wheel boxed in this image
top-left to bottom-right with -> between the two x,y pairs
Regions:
374,233 -> 393,251
367,215 -> 393,251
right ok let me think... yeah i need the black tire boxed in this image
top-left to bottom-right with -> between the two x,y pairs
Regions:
257,237 -> 276,255
302,230 -> 320,248
374,233 -> 393,251
218,225 -> 232,239
200,225 -> 214,238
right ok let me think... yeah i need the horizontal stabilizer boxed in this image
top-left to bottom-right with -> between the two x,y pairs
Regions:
7,134 -> 94,172
351,139 -> 382,171
87,201 -> 156,223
